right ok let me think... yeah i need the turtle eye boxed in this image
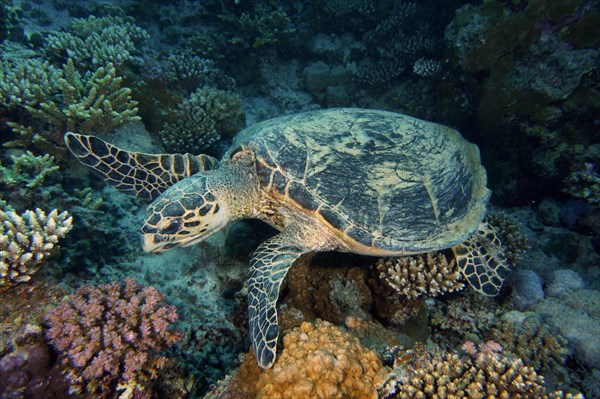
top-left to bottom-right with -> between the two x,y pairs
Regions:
161,221 -> 180,234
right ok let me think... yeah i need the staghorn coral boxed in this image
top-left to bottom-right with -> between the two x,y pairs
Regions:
215,319 -> 387,399
28,58 -> 140,134
0,208 -> 72,288
0,151 -> 59,189
379,341 -> 582,399
377,252 -> 465,300
44,15 -> 149,69
0,58 -> 62,110
43,278 -> 182,398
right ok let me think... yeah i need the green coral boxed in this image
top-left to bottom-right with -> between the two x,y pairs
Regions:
44,15 -> 149,68
160,86 -> 245,154
220,4 -> 295,49
28,58 -> 140,134
564,162 -> 600,206
0,151 -> 59,189
0,58 -> 62,110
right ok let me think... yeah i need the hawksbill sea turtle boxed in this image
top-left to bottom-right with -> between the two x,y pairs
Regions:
64,108 -> 508,369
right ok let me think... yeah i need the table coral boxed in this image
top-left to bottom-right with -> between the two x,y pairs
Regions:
0,208 -> 72,288
43,278 -> 182,398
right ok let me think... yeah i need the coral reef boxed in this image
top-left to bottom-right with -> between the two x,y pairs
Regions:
282,253 -> 372,325
43,278 -> 182,397
564,162 -> 600,206
379,341 -> 582,399
443,0 -> 600,204
376,252 -> 465,300
0,151 -> 59,189
30,58 -> 140,134
160,86 -> 244,154
0,208 -> 72,288
0,58 -> 61,110
213,320 -> 387,399
490,311 -> 569,373
44,15 -> 149,68
219,4 -> 295,50
486,212 -> 530,266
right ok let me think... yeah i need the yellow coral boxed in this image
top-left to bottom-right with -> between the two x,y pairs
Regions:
380,344 -> 583,399
0,208 -> 72,287
377,252 -> 464,299
255,320 -> 387,399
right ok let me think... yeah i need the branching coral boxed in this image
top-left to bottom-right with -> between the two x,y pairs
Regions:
377,252 -> 465,299
0,208 -> 72,287
160,86 -> 244,154
0,151 -> 59,189
490,311 -> 569,373
28,58 -> 140,134
220,4 -> 295,49
486,212 -> 529,265
563,162 -> 600,206
44,15 -> 149,68
43,278 -> 182,398
379,342 -> 582,399
0,58 -> 62,110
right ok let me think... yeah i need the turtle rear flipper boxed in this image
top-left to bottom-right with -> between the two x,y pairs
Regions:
453,222 -> 509,296
65,133 -> 218,201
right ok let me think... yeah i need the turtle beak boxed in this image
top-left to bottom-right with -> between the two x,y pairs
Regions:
142,234 -> 179,253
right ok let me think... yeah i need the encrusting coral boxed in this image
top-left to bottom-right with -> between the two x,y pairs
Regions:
376,252 -> 465,299
213,319 -> 387,399
379,341 -> 582,399
0,208 -> 72,288
43,278 -> 182,398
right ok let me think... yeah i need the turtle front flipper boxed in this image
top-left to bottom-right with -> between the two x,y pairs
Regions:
453,222 -> 510,296
247,234 -> 305,369
64,132 -> 218,201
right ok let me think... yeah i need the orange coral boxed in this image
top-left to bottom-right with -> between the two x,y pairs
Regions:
215,320 -> 388,399
255,320 -> 387,399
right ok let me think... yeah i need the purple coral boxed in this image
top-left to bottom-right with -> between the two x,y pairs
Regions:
43,278 -> 181,396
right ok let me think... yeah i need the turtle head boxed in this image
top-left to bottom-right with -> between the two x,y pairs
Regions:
141,174 -> 229,253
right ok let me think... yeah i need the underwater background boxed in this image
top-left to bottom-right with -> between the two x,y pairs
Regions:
0,0 -> 599,398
